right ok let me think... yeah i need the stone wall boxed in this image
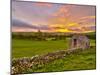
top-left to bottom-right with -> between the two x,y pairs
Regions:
12,48 -> 83,75
70,35 -> 90,49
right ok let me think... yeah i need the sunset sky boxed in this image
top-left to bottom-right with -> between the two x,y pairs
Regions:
12,1 -> 96,33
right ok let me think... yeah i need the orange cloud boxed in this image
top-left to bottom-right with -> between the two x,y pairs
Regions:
12,27 -> 38,32
49,5 -> 71,28
79,16 -> 95,20
67,22 -> 79,26
33,4 -> 95,33
77,16 -> 95,24
55,29 -> 71,32
49,24 -> 73,32
50,24 -> 65,29
50,18 -> 69,25
53,5 -> 70,18
34,2 -> 53,8
67,24 -> 95,33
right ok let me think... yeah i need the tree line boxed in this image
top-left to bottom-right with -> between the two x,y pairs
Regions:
12,31 -> 96,41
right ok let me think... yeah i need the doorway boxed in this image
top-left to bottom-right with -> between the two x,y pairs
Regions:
73,39 -> 77,47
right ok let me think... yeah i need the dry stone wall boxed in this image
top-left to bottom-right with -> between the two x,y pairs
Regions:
11,48 -> 84,75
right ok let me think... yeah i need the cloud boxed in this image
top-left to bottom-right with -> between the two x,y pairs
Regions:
79,16 -> 95,20
49,24 -> 72,32
12,18 -> 38,29
12,1 -> 96,33
52,5 -> 70,18
78,16 -> 95,23
49,5 -> 72,27
48,15 -> 96,33
81,26 -> 96,31
34,2 -> 53,8
67,25 -> 95,33
12,27 -> 38,32
12,18 -> 51,32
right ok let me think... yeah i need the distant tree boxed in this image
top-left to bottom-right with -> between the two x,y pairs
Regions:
36,29 -> 45,40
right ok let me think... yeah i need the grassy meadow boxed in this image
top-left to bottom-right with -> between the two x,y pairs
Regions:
12,32 -> 96,72
12,38 -> 95,58
27,46 -> 96,73
12,39 -> 69,58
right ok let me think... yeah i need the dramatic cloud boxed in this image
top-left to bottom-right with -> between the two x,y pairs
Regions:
12,1 -> 96,33
52,5 -> 70,18
12,18 -> 51,32
34,2 -> 53,8
12,18 -> 38,29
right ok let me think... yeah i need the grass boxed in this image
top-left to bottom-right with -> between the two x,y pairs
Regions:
21,46 -> 96,73
12,37 -> 96,73
43,47 -> 96,72
12,38 -> 95,58
12,39 -> 70,58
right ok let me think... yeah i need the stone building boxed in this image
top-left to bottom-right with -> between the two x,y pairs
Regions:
69,34 -> 90,50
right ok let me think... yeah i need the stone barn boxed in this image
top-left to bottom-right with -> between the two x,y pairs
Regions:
69,34 -> 90,50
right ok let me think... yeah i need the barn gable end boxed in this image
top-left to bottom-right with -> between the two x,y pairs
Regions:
69,34 -> 90,50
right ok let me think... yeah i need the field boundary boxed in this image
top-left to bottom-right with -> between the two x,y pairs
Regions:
12,46 -> 94,75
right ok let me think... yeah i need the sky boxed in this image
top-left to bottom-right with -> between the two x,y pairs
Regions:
12,0 -> 96,33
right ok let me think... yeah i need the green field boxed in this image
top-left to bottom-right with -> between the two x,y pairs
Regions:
12,39 -> 69,58
12,34 -> 96,73
27,47 -> 96,73
12,38 -> 95,58
12,38 -> 96,73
